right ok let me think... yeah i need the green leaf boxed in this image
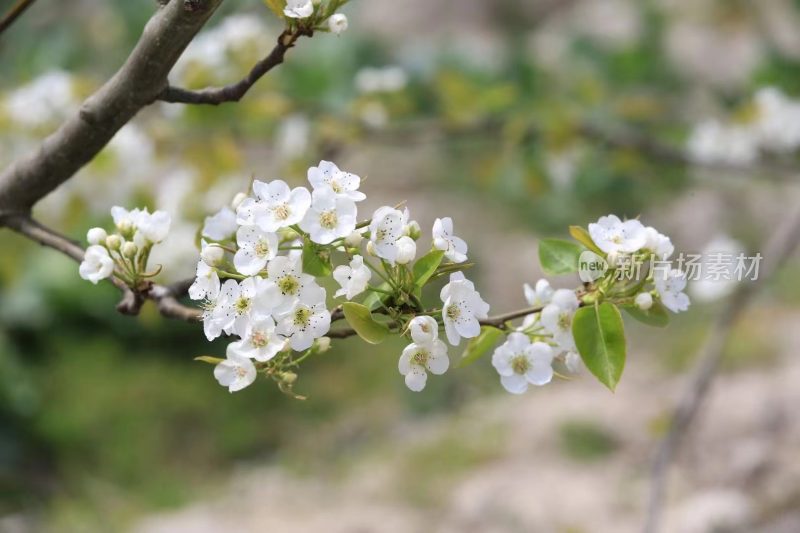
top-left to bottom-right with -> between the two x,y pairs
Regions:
572,302 -> 626,391
342,302 -> 389,344
412,250 -> 445,287
538,238 -> 583,275
569,226 -> 604,255
457,326 -> 504,368
362,282 -> 391,311
621,302 -> 670,328
302,239 -> 332,277
194,356 -> 224,365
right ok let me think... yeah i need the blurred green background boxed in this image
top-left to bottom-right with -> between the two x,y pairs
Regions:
2,0 -> 800,531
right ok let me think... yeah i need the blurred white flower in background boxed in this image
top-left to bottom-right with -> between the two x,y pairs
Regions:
276,114 -> 310,160
3,70 -> 77,129
686,120 -> 758,166
689,235 -> 745,303
355,66 -> 408,94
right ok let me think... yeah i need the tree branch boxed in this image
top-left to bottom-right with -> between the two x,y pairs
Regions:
0,0 -> 36,36
2,213 -> 202,322
158,29 -> 308,105
643,203 -> 800,533
0,0 -> 225,215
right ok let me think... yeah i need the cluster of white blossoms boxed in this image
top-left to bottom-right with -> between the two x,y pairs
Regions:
78,206 -> 171,285
2,70 -> 77,129
283,0 -> 348,36
687,87 -> 800,165
489,214 -> 689,394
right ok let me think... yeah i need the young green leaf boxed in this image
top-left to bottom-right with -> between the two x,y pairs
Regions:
569,226 -> 605,255
572,302 -> 626,391
539,238 -> 583,275
342,302 -> 389,344
457,326 -> 504,368
412,249 -> 445,288
302,239 -> 332,277
194,356 -> 225,365
621,302 -> 670,328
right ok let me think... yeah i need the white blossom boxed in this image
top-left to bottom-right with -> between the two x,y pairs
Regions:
540,289 -> 580,351
267,255 -> 319,314
299,187 -> 357,245
564,351 -> 582,374
203,206 -> 238,241
284,0 -> 313,18
588,214 -> 647,255
228,316 -> 287,362
135,209 -> 171,245
520,279 -> 554,330
395,236 -> 417,265
204,277 -> 279,340
333,255 -> 371,300
752,87 -> 800,153
238,179 -> 311,233
644,226 -> 674,259
686,119 -> 758,166
655,269 -> 691,313
368,206 -> 406,264
492,333 -> 554,394
398,339 -> 449,392
4,70 -> 75,128
86,228 -> 107,246
409,315 -> 439,344
355,66 -> 408,94
233,225 -> 278,275
79,245 -> 114,284
440,272 -> 490,346
200,242 -> 225,267
275,285 -> 331,351
214,345 -> 257,393
307,160 -> 365,202
329,13 -> 348,35
432,217 -> 468,263
189,260 -> 220,301
635,292 -> 653,310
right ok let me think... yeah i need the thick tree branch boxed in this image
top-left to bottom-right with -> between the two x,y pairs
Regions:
2,213 -> 202,322
0,0 -> 225,215
643,203 -> 800,533
158,29 -> 308,105
0,0 -> 36,36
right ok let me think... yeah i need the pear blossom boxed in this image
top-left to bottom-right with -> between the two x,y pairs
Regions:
233,225 -> 278,275
307,160 -> 365,202
398,339 -> 449,392
228,316 -> 286,362
238,179 -> 311,232
328,13 -> 348,35
409,315 -> 439,344
333,255 -> 371,299
79,245 -> 114,284
110,206 -> 141,234
202,282 -> 234,341
564,351 -> 582,374
540,289 -> 580,350
275,286 -> 331,351
432,217 -> 468,263
635,292 -> 653,310
202,206 -> 238,241
284,0 -> 313,18
521,279 -> 554,330
267,255 -> 319,313
205,277 -> 279,340
588,214 -> 647,255
200,242 -> 225,267
753,87 -> 800,152
655,269 -> 691,313
189,260 -> 221,301
355,66 -> 408,94
440,272 -> 490,346
686,120 -> 758,166
492,333 -> 554,394
134,209 -> 171,245
644,226 -> 674,259
368,206 -> 406,264
395,236 -> 417,265
299,187 -> 357,244
87,227 -> 107,246
214,346 -> 257,393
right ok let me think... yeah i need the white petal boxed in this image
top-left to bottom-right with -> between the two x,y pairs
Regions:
404,368 -> 428,392
500,374 -> 529,394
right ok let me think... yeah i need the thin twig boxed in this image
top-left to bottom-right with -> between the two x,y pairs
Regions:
0,0 -> 36,36
158,29 -> 308,105
643,203 -> 800,533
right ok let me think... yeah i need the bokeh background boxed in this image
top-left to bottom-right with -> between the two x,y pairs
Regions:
2,0 -> 800,531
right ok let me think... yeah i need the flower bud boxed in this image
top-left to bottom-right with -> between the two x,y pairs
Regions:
121,241 -> 138,259
201,245 -> 225,266
87,227 -> 108,246
404,221 -> 421,240
117,219 -> 134,237
231,192 -> 248,210
328,13 -> 348,35
106,234 -> 123,251
635,292 -> 653,311
344,230 -> 363,248
281,371 -> 298,385
366,240 -> 377,257
395,236 -> 417,265
315,336 -> 331,353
